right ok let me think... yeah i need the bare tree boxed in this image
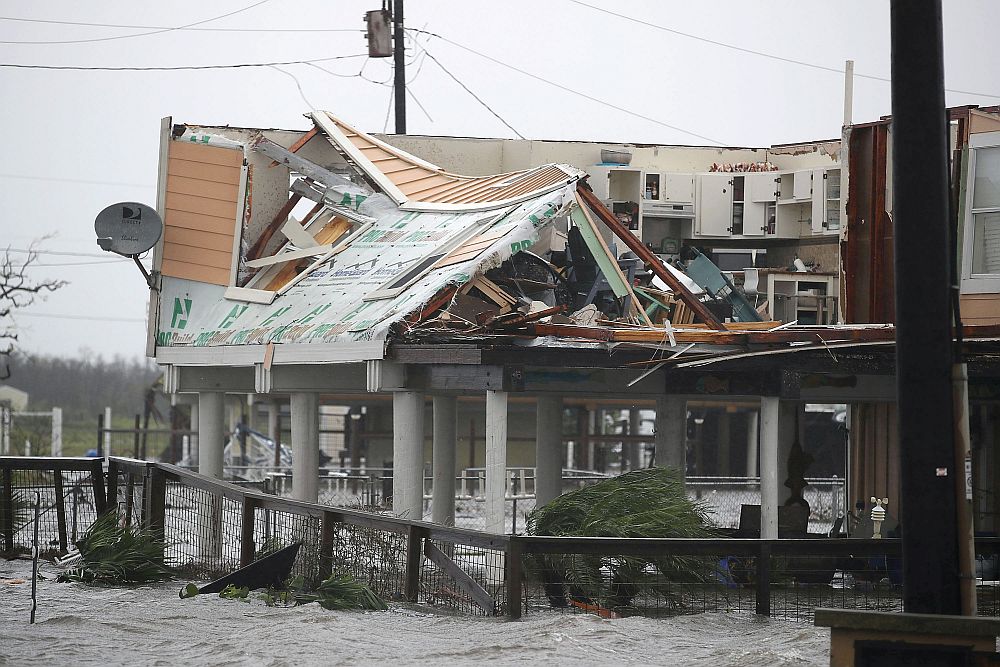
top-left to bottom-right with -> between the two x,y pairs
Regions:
1,243 -> 67,379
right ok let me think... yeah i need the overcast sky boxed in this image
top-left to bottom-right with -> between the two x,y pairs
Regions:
1,0 -> 998,361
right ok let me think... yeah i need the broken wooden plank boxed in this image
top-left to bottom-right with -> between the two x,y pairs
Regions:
245,193 -> 303,262
280,216 -> 318,248
468,276 -> 517,307
424,540 -> 495,614
573,195 -> 654,326
268,127 -> 318,167
243,244 -> 333,269
576,184 -> 724,330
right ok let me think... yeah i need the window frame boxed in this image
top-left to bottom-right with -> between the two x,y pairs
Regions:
961,131 -> 1000,294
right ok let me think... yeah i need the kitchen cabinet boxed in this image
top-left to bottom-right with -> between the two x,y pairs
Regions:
810,168 -> 842,234
663,173 -> 694,203
696,173 -> 734,236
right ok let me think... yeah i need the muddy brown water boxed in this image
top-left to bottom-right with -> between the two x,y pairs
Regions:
0,560 -> 829,666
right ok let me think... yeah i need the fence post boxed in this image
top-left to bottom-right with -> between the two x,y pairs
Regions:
2,467 -> 13,553
404,524 -> 423,603
506,536 -> 524,620
319,511 -> 336,580
239,497 -> 257,567
106,459 -> 119,514
133,414 -> 142,459
756,540 -> 771,617
91,459 -> 108,516
145,466 -> 167,550
96,412 -> 104,457
54,470 -> 68,552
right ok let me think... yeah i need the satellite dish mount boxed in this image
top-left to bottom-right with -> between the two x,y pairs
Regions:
94,202 -> 164,288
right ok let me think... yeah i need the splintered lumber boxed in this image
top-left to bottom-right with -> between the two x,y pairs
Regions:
572,193 -> 653,326
673,321 -> 782,331
575,184 -> 724,330
525,322 -> 903,345
245,194 -> 304,262
465,276 -> 517,308
269,127 -> 318,167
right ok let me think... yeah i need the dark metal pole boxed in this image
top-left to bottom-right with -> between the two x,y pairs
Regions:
392,0 -> 406,134
889,0 -> 961,615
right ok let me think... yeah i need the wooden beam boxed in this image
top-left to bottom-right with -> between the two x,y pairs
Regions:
424,540 -> 496,614
269,127 -> 318,167
245,193 -> 302,262
54,471 -> 67,552
572,192 -> 653,326
404,524 -> 424,603
576,183 -> 724,330
91,458 -> 108,516
239,497 -> 257,567
1,468 -> 13,553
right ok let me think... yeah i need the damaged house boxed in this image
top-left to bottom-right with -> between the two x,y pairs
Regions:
146,109 -> 1000,536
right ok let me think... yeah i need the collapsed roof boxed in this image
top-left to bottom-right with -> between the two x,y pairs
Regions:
152,111 -> 1000,372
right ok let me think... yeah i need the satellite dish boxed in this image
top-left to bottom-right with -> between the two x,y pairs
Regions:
95,202 -> 163,256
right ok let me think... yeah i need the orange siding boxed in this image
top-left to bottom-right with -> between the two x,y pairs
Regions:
162,141 -> 242,286
960,293 -> 1000,325
324,113 -> 573,205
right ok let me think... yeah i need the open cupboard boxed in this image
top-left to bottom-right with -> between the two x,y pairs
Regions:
587,164 -> 841,252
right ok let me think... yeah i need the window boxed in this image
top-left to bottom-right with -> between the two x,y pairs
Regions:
962,134 -> 1000,292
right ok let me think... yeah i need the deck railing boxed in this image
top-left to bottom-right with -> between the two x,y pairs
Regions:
2,455 -> 998,622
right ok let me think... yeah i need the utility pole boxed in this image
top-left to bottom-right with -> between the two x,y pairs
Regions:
392,0 -> 406,134
889,0 -> 962,615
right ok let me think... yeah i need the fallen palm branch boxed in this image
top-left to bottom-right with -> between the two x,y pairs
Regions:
58,512 -> 174,584
526,467 -> 719,615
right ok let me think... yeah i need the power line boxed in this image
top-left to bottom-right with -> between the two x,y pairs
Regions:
268,64 -> 317,109
407,28 -> 725,145
14,312 -> 146,323
0,53 -> 368,72
31,260 -> 134,267
422,48 -> 524,140
0,172 -> 153,188
0,15 -> 362,34
6,248 -> 119,258
0,0 -> 273,45
566,0 -> 1000,100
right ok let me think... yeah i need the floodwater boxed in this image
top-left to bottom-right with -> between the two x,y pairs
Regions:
1,559 -> 829,666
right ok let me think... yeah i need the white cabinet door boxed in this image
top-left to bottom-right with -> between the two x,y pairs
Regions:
696,173 -> 733,236
743,201 -> 766,236
793,170 -> 813,201
663,173 -> 694,203
747,172 -> 778,203
811,168 -> 826,233
587,165 -> 612,200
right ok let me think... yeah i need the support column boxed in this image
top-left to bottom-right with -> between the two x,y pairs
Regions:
535,396 -> 563,508
290,392 -> 318,502
654,396 -> 687,474
746,411 -> 759,477
760,397 -> 780,539
189,399 -> 199,467
50,407 -> 62,457
268,400 -> 281,468
718,409 -> 731,477
432,395 -> 457,526
485,390 -> 508,534
392,391 -> 424,520
626,408 -> 640,472
198,392 -> 225,479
